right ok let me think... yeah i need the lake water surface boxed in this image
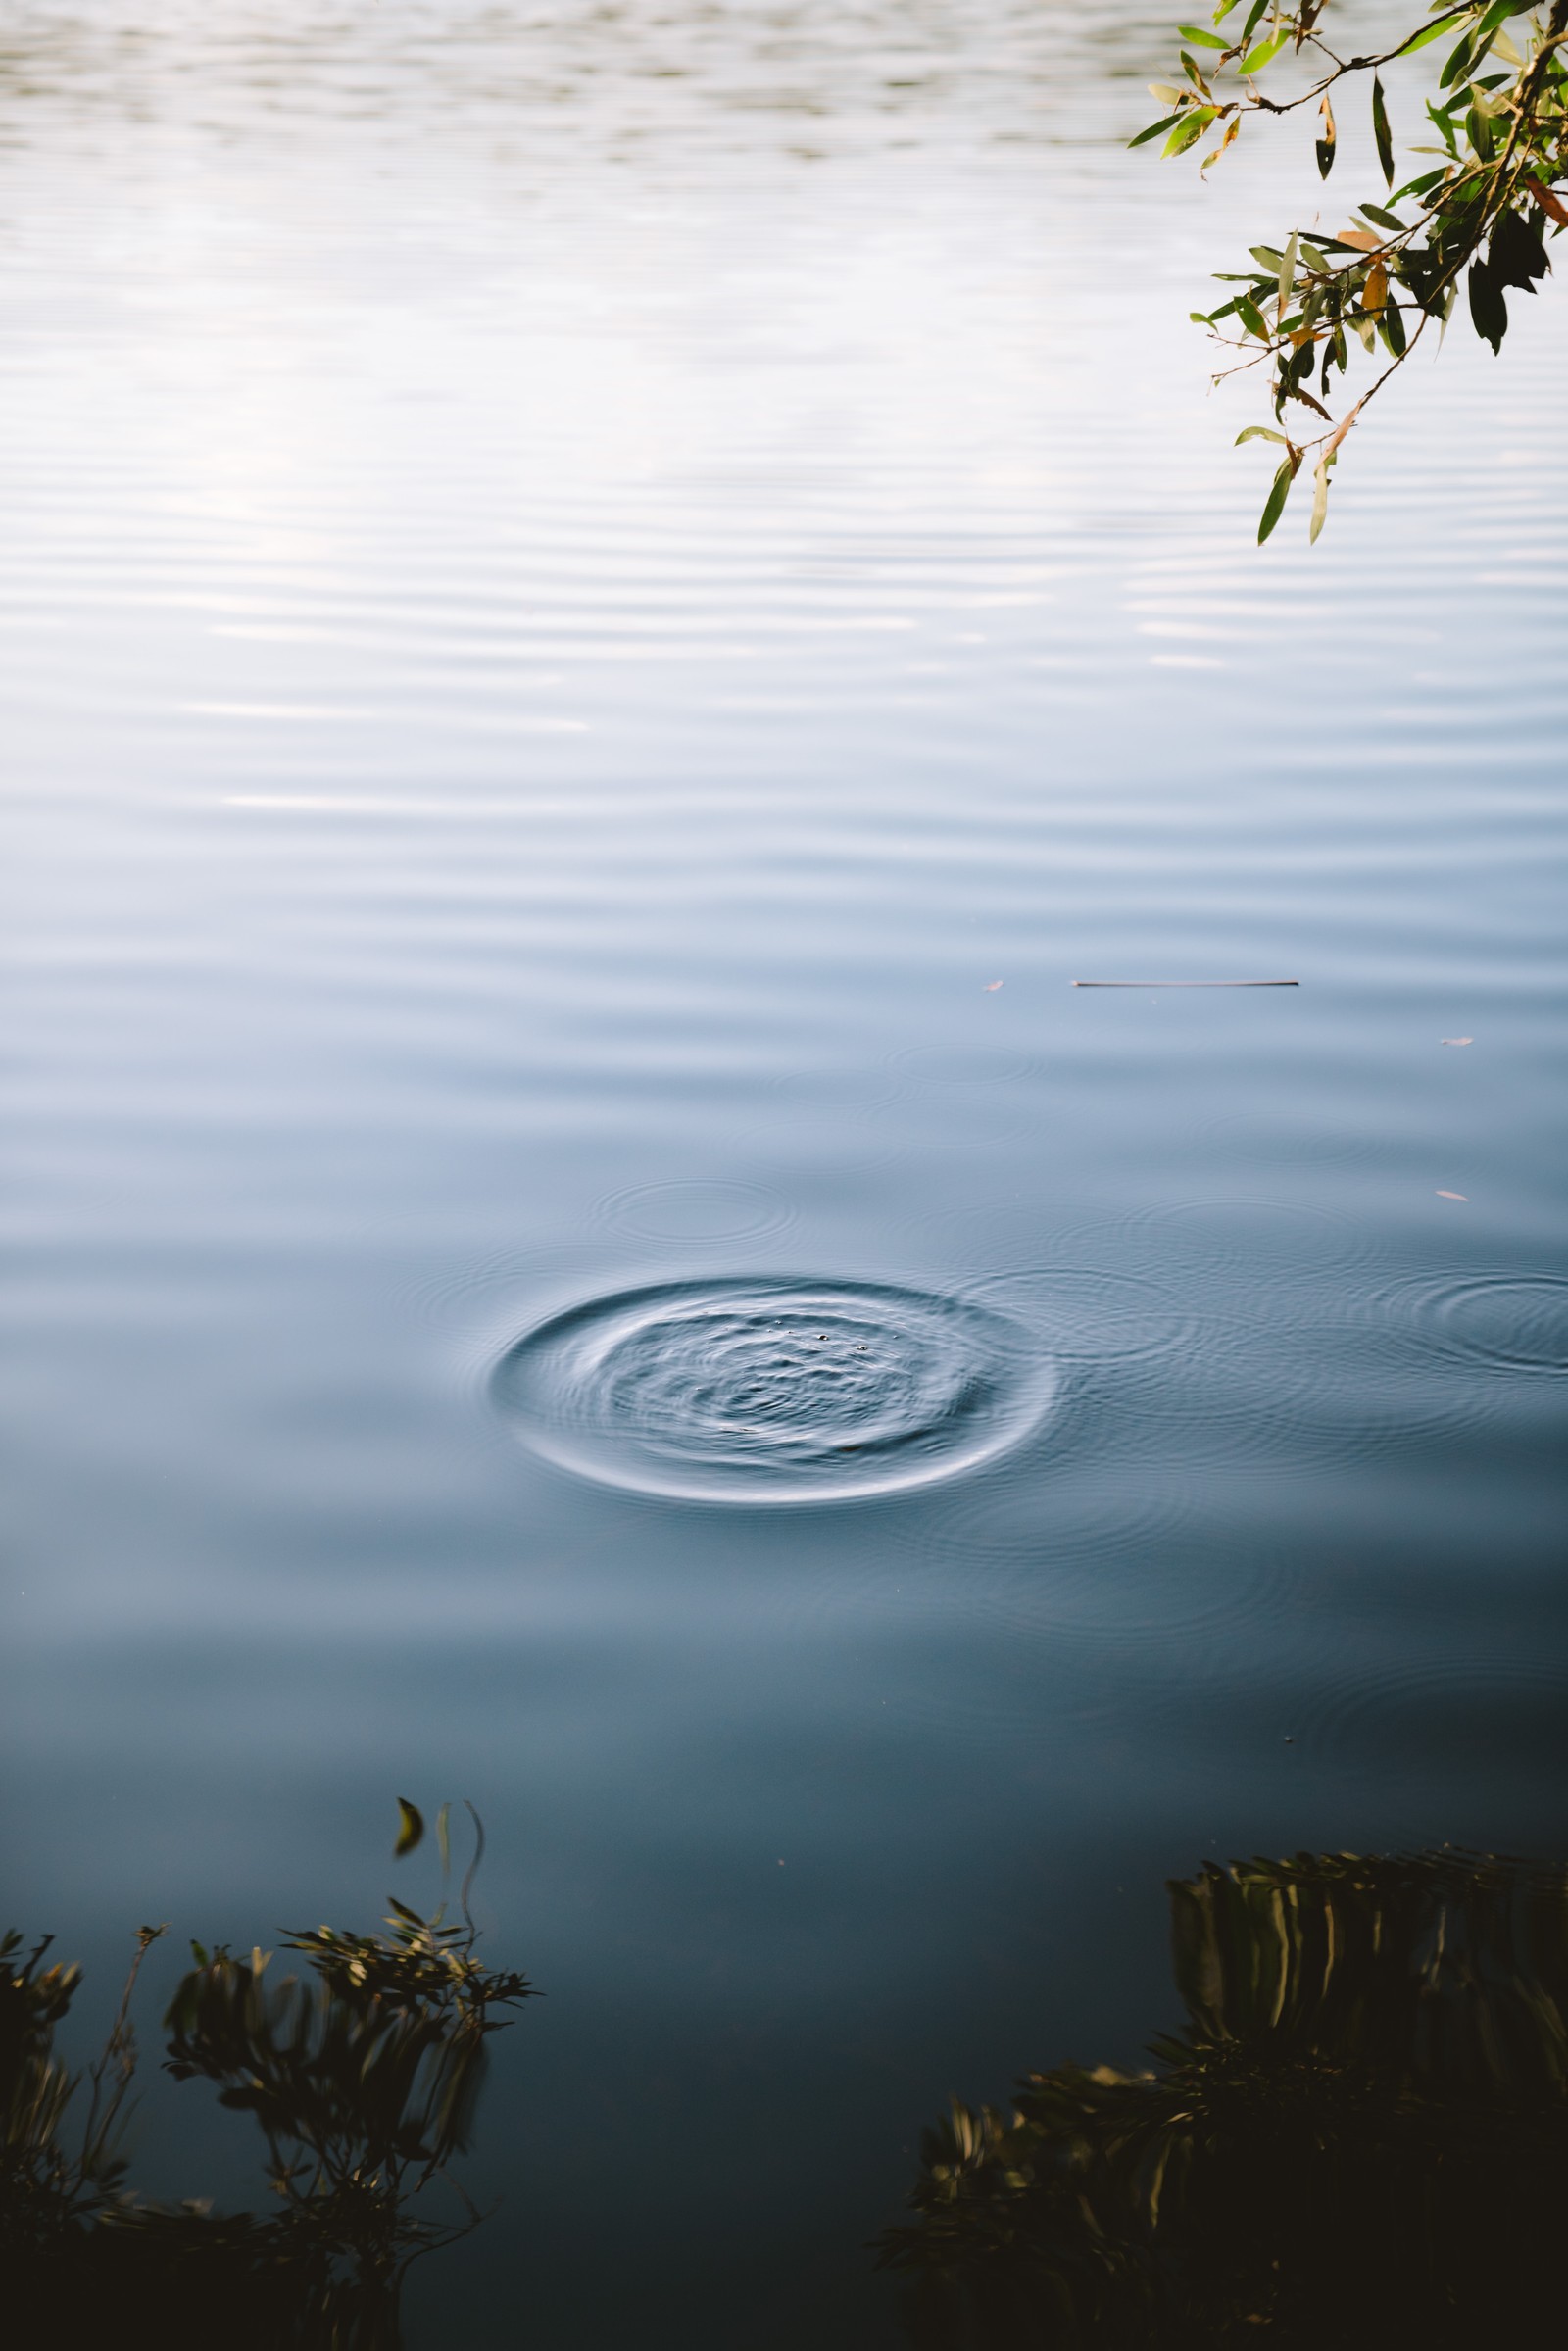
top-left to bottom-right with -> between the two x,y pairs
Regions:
3,3 -> 1566,2340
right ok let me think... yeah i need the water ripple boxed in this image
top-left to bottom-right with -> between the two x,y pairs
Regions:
1371,1271 -> 1568,1378
490,1276 -> 1057,1502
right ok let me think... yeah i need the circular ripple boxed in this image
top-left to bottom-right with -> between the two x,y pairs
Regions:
964,1267 -> 1193,1365
598,1180 -> 794,1246
1089,1197 -> 1378,1290
1200,1112 -> 1377,1169
775,1065 -> 903,1110
491,1277 -> 1058,1503
892,1042 -> 1032,1087
1296,1654 -> 1568,1781
1376,1272 -> 1568,1376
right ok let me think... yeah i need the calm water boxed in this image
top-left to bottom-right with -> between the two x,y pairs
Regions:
3,3 -> 1567,2339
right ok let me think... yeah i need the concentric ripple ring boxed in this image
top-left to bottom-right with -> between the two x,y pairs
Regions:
491,1277 -> 1059,1502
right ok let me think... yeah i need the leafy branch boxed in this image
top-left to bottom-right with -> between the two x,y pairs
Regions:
1135,0 -> 1568,540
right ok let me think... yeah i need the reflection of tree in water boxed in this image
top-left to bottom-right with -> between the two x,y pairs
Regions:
12,1836 -> 1568,2344
880,1850 -> 1568,2347
3,1803 -> 533,2348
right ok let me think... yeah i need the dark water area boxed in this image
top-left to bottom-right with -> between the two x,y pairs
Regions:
2,3 -> 1566,2341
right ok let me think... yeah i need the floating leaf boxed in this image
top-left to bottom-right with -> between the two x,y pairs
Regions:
983,981 -> 1004,992
1436,1190 -> 1469,1200
1441,1036 -> 1474,1046
394,1798 -> 425,1859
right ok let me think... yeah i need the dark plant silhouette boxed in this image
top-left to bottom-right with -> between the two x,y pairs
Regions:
3,1801 -> 534,2348
878,1847 -> 1568,2348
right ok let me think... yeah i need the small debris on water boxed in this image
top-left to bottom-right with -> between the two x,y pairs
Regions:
983,980 -> 1004,992
1441,1037 -> 1473,1046
1436,1190 -> 1468,1201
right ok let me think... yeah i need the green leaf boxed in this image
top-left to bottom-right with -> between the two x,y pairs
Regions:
1360,202 -> 1407,232
1372,75 -> 1395,185
1309,460 -> 1330,543
395,1797 -> 425,1859
1440,30 -> 1477,86
1277,230 -> 1298,307
1236,425 -> 1289,444
1250,244 -> 1284,271
1257,457 -> 1296,544
1130,112 -> 1186,148
1164,108 -> 1216,156
1178,24 -> 1230,45
1237,293 -> 1271,338
1239,27 -> 1290,73
1402,11 -> 1463,54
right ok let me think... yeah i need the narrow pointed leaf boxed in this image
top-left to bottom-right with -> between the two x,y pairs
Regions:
395,1798 -> 425,1859
1257,457 -> 1296,544
1309,460 -> 1330,543
1372,76 -> 1395,184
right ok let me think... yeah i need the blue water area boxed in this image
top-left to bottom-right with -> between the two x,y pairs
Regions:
1,4 -> 1565,2341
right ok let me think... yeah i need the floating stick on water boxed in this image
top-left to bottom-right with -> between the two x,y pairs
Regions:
1071,979 -> 1299,989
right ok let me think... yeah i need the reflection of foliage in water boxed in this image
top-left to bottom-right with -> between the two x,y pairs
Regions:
3,1802 -> 533,2347
880,1848 -> 1568,2346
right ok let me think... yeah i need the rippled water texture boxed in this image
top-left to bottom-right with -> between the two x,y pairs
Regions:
2,5 -> 1566,2345
494,1278 -> 1056,1499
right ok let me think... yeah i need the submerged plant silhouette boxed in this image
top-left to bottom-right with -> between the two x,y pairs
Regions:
879,1847 -> 1568,2347
4,1800 -> 534,2347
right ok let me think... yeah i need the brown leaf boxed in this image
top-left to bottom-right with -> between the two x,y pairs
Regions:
1338,227 -> 1382,252
983,980 -> 1004,992
1525,175 -> 1568,228
1363,258 -> 1389,315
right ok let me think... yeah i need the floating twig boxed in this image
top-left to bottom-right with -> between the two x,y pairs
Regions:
1071,979 -> 1299,989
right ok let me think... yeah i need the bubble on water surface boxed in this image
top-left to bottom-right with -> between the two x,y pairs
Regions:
491,1277 -> 1058,1502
